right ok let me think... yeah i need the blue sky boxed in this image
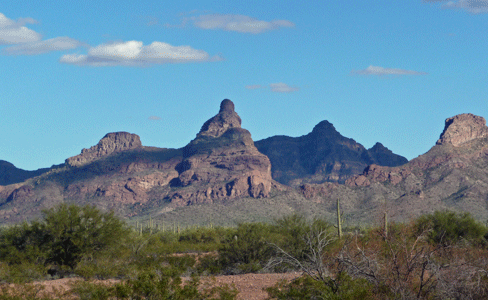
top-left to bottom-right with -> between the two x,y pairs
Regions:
1,0 -> 488,170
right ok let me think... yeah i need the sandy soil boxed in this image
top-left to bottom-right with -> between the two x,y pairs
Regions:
201,272 -> 301,300
30,272 -> 301,299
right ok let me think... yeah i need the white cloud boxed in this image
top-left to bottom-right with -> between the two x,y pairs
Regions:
351,65 -> 428,76
245,84 -> 263,90
246,83 -> 300,92
423,0 -> 488,14
192,14 -> 294,34
269,83 -> 299,93
3,37 -> 85,55
0,13 -> 41,45
60,40 -> 223,67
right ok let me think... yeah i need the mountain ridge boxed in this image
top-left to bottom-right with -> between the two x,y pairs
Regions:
1,102 -> 487,225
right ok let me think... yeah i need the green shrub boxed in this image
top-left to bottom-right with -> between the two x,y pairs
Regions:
42,204 -> 131,270
415,210 -> 488,246
218,223 -> 275,274
0,204 -> 132,280
266,273 -> 375,300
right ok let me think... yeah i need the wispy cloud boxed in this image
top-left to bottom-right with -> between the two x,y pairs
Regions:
60,40 -> 223,67
351,65 -> 428,76
0,13 -> 41,45
148,116 -> 161,120
193,14 -> 294,34
245,84 -> 263,90
269,82 -> 299,93
164,13 -> 294,34
246,83 -> 299,93
3,37 -> 86,55
423,0 -> 488,14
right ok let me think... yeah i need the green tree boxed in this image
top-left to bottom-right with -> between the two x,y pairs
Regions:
415,210 -> 488,246
41,203 -> 130,269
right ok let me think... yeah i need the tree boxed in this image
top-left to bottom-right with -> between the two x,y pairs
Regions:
41,203 -> 130,269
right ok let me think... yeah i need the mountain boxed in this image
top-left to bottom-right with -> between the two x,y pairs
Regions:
0,160 -> 50,186
2,103 -> 488,226
255,120 -> 408,186
0,99 -> 274,224
297,113 -> 488,223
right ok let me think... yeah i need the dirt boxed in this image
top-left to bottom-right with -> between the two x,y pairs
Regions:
201,272 -> 301,300
31,272 -> 302,299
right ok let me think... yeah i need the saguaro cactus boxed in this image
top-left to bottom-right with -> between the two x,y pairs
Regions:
334,199 -> 344,239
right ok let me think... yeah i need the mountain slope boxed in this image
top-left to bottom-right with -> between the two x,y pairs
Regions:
0,160 -> 50,186
255,120 -> 408,185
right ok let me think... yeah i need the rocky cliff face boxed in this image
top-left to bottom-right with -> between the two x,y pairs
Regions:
169,99 -> 273,205
436,113 -> 488,147
255,120 -> 408,186
66,132 -> 143,167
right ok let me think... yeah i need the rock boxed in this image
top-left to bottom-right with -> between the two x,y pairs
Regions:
171,99 -> 273,204
66,132 -> 142,167
298,182 -> 338,199
6,185 -> 34,203
437,113 -> 488,147
197,99 -> 242,138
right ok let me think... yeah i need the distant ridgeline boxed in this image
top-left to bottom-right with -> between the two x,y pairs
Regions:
1,101 -> 488,225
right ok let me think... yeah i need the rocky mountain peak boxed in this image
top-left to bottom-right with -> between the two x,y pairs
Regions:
436,113 -> 488,147
198,99 -> 242,138
369,142 -> 386,151
66,132 -> 142,167
170,99 -> 273,205
219,99 -> 235,113
311,120 -> 340,137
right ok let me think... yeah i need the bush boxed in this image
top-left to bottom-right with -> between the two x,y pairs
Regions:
218,223 -> 275,274
415,210 -> 488,246
42,204 -> 130,269
266,272 -> 375,300
0,204 -> 132,280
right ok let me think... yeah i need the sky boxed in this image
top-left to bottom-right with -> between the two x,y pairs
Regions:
1,0 -> 488,170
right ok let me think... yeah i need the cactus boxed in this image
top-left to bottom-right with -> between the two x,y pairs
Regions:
384,211 -> 388,238
334,198 -> 345,239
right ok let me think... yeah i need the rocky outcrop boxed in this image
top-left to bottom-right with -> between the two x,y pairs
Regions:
66,132 -> 142,167
255,120 -> 407,186
345,164 -> 411,187
437,113 -> 488,147
198,99 -> 242,138
170,99 -> 273,205
298,182 -> 338,199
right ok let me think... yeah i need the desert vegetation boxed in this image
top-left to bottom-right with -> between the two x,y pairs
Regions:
1,204 -> 488,299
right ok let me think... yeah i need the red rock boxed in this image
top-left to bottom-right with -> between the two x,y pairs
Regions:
437,113 -> 488,147
66,132 -> 142,167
